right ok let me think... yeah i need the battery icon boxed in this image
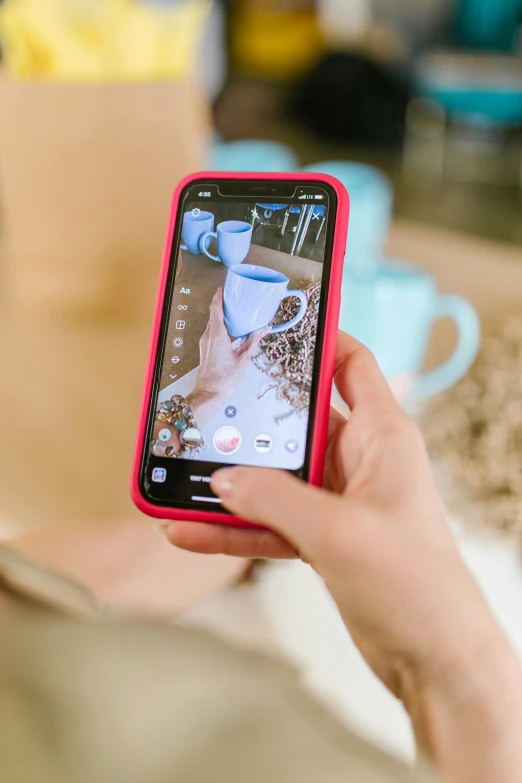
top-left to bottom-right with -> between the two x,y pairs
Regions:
314,195 -> 324,200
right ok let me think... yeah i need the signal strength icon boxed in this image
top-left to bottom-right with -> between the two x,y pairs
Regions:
298,194 -> 307,200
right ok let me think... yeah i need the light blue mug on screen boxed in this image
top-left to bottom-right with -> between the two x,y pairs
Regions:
224,264 -> 308,339
340,260 -> 481,401
181,211 -> 215,255
201,221 -> 253,267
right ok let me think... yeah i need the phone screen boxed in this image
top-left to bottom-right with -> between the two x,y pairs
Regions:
140,178 -> 338,511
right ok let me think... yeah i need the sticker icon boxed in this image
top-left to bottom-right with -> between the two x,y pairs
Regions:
254,434 -> 273,455
152,468 -> 167,483
176,320 -> 186,330
213,427 -> 241,456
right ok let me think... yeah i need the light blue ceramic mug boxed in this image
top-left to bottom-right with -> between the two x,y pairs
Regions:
201,221 -> 253,267
212,139 -> 299,172
224,264 -> 308,339
340,260 -> 481,401
302,161 -> 393,275
181,210 -> 215,255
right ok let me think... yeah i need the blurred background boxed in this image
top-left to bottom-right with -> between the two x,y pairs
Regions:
1,0 -> 522,763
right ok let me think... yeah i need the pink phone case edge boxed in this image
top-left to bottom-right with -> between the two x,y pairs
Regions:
130,171 -> 350,527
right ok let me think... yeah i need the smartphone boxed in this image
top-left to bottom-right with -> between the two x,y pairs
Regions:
131,172 -> 349,527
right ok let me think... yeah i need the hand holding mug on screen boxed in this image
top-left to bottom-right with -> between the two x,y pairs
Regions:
193,288 -> 268,407
200,221 -> 253,267
224,264 -> 308,339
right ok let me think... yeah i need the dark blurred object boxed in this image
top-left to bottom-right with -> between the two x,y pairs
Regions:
290,52 -> 410,149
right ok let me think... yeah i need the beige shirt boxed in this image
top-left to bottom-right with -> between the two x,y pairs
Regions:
0,545 -> 437,783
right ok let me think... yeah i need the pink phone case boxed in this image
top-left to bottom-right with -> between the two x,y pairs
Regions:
131,171 -> 349,528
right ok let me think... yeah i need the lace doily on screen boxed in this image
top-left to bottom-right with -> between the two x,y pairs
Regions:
254,281 -> 321,425
421,314 -> 522,539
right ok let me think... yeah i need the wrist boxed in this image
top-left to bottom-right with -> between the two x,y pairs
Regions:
187,388 -> 219,409
186,388 -> 224,431
400,626 -> 522,783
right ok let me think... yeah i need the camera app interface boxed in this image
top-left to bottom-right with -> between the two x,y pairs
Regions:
150,184 -> 331,474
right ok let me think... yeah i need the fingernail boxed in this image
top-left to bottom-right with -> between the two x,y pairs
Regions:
211,468 -> 238,496
151,522 -> 170,536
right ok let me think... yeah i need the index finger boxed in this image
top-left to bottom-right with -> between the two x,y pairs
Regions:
166,522 -> 298,560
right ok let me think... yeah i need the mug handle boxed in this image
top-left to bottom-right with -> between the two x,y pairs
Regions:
412,294 -> 481,401
200,232 -> 220,262
271,290 -> 308,334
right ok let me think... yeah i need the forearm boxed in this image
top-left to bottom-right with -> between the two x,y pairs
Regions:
402,626 -> 522,783
9,521 -> 247,616
187,388 -> 223,430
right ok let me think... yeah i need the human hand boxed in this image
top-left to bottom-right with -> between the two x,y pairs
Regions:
187,288 -> 268,427
167,332 -> 522,783
170,330 -> 481,678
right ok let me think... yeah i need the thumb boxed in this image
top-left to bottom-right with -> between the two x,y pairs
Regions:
334,331 -> 396,411
211,467 -> 344,556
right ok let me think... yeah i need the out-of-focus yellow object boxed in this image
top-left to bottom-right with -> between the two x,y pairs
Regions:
231,7 -> 324,81
0,0 -> 211,81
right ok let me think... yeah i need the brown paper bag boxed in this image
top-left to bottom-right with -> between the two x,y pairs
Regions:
0,77 -> 208,531
0,77 -> 209,323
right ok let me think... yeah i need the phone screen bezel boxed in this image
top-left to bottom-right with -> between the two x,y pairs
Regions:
139,177 -> 339,514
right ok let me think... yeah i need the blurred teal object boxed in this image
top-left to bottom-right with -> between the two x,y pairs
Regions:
455,0 -> 522,51
212,140 -> 299,172
416,52 -> 522,126
420,88 -> 522,125
302,161 -> 393,273
339,260 -> 481,402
